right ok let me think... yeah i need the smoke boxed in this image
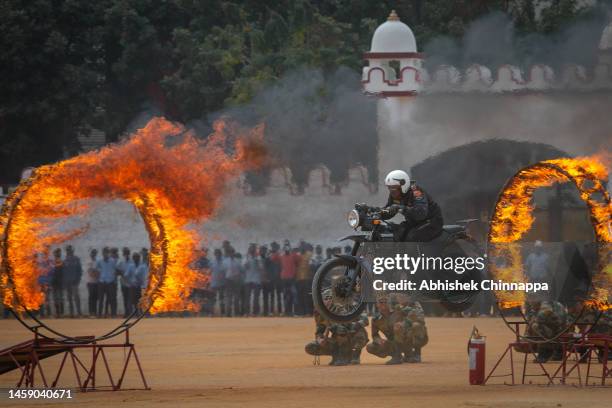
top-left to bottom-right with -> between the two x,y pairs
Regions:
423,7 -> 610,70
82,7 -> 612,252
206,67 -> 378,189
405,5 -> 612,167
382,7 -> 611,237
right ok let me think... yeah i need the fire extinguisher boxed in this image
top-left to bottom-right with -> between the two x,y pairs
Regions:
468,326 -> 486,385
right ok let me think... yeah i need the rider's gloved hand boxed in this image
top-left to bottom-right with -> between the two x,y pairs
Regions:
389,204 -> 406,214
381,208 -> 394,218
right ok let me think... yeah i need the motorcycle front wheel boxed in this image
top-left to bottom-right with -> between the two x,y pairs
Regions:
311,257 -> 368,323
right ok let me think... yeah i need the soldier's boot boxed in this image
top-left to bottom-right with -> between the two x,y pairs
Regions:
330,345 -> 350,366
535,349 -> 552,364
328,345 -> 339,366
335,346 -> 352,366
385,344 -> 403,365
551,347 -> 563,362
350,349 -> 361,365
402,349 -> 414,363
597,348 -> 609,363
409,347 -> 422,363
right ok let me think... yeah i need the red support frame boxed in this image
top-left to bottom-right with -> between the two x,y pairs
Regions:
484,322 -> 612,386
484,321 -> 553,385
550,333 -> 612,386
0,329 -> 150,391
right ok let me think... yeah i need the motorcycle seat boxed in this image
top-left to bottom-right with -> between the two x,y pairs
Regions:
442,224 -> 464,235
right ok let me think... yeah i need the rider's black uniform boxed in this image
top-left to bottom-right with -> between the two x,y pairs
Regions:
382,184 -> 444,242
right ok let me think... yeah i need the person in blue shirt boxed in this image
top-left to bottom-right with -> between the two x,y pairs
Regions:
63,245 -> 83,318
96,247 -> 118,317
117,247 -> 135,317
125,252 -> 144,314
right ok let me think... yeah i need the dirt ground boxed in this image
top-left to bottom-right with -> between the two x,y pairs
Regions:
1,316 -> 612,407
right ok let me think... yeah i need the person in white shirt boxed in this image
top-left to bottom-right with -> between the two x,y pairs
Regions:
525,240 -> 550,283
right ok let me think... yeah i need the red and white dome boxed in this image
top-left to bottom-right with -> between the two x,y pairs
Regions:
370,10 -> 417,53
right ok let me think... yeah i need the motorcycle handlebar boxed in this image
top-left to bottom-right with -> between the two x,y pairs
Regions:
355,203 -> 394,218
355,203 -> 380,212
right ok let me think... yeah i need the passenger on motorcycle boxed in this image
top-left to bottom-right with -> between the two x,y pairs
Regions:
382,170 -> 444,242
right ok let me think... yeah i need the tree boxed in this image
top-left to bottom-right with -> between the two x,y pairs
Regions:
0,0 -> 106,185
0,0 -> 602,187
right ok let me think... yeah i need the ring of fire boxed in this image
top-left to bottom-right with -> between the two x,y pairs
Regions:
0,118 -> 266,343
488,156 -> 611,313
0,168 -> 167,342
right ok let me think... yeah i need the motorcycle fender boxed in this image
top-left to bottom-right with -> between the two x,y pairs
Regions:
332,254 -> 373,276
337,234 -> 369,243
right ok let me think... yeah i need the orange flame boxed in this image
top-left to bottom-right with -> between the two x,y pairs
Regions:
488,156 -> 611,309
0,117 -> 266,313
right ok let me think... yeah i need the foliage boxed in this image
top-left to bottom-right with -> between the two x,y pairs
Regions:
0,0 -> 604,185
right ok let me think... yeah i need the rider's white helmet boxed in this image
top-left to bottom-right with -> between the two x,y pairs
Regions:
385,170 -> 410,194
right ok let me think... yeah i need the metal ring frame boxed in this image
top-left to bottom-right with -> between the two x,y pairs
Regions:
487,161 -> 610,344
1,171 -> 168,344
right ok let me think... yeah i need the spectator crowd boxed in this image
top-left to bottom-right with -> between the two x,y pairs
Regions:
0,240 -> 347,319
9,238 -> 595,319
192,240 -> 345,317
2,246 -> 151,319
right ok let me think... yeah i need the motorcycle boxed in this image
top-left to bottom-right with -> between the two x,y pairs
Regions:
311,203 -> 484,322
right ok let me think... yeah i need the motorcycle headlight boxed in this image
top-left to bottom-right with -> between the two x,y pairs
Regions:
347,209 -> 360,229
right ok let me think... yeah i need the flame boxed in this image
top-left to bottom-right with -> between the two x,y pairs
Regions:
488,156 -> 612,309
0,117 -> 266,313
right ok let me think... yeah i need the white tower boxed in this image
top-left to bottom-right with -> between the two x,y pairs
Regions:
362,10 -> 425,176
598,20 -> 612,66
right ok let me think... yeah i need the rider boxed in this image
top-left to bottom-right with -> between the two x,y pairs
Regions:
382,170 -> 443,242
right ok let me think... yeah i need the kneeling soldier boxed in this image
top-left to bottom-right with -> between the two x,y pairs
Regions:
366,296 -> 403,365
391,293 -> 428,363
305,310 -> 369,366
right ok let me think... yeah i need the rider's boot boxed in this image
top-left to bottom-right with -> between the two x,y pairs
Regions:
350,348 -> 361,365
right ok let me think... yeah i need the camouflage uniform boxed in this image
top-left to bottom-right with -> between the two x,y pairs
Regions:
590,309 -> 612,335
366,297 -> 403,364
305,311 -> 369,365
391,295 -> 428,363
305,312 -> 334,357
526,300 -> 568,362
345,313 -> 369,364
571,305 -> 612,362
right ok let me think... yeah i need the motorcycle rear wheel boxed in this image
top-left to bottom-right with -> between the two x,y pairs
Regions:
437,240 -> 481,312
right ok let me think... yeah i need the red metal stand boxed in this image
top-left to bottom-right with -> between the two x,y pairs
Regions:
484,322 -> 612,386
0,329 -> 150,391
550,333 -> 612,386
484,322 -> 553,385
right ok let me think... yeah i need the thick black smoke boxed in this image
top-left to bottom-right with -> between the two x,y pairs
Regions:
211,67 -> 378,193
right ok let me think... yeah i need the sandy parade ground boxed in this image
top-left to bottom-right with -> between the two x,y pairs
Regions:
1,316 -> 612,407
